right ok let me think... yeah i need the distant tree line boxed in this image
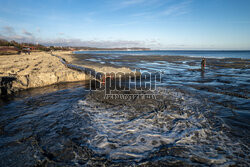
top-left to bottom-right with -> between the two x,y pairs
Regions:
0,39 -> 23,49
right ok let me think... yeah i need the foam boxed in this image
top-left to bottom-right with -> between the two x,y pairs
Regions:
72,88 -> 249,165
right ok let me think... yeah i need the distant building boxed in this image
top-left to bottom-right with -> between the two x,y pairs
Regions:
22,46 -> 36,50
69,47 -> 76,51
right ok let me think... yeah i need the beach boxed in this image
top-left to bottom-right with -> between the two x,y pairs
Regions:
1,0 -> 250,165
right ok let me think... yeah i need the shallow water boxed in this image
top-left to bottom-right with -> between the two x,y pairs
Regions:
0,53 -> 249,166
74,89 -> 248,165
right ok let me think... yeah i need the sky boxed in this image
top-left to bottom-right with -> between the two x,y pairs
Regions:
0,0 -> 250,49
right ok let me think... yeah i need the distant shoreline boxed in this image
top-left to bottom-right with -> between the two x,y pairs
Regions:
77,49 -> 250,51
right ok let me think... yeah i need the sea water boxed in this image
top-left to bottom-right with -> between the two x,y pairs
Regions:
76,50 -> 250,59
0,51 -> 249,166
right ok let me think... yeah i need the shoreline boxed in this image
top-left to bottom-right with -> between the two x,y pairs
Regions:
71,53 -> 250,69
0,51 -> 249,166
1,51 -> 249,96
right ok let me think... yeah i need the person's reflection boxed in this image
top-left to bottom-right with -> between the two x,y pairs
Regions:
201,70 -> 205,78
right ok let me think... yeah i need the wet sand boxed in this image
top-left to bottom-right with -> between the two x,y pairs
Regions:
70,53 -> 250,69
71,53 -> 250,145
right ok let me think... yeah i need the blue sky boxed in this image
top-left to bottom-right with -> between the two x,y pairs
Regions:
0,0 -> 250,49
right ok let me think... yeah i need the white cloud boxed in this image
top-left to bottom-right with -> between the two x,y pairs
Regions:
112,0 -> 148,10
121,0 -> 145,7
129,0 -> 192,20
42,38 -> 149,48
2,26 -> 16,35
162,0 -> 192,16
22,29 -> 33,37
58,32 -> 65,36
36,27 -> 41,33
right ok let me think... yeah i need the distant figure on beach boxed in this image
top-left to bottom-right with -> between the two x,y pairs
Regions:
201,58 -> 206,71
27,48 -> 30,55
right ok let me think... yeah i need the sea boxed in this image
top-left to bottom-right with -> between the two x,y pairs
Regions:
76,50 -> 250,59
0,50 -> 249,166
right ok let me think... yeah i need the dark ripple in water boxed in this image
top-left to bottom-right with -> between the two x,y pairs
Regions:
0,85 -> 249,166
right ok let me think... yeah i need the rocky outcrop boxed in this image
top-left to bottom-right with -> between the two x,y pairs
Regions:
12,71 -> 89,90
0,51 -> 136,96
0,76 -> 17,96
0,52 -> 90,96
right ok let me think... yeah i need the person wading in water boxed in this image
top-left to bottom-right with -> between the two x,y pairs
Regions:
201,58 -> 206,71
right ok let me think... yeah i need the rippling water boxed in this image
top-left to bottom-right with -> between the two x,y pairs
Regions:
74,89 -> 248,164
0,52 -> 249,166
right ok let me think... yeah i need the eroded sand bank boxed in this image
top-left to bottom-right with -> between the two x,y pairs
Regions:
0,51 -> 133,95
53,51 -> 133,74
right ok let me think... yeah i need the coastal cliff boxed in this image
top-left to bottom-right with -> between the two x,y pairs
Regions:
0,52 -> 89,95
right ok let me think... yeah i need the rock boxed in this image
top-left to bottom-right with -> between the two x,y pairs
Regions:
0,51 -> 133,96
0,76 -> 16,96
